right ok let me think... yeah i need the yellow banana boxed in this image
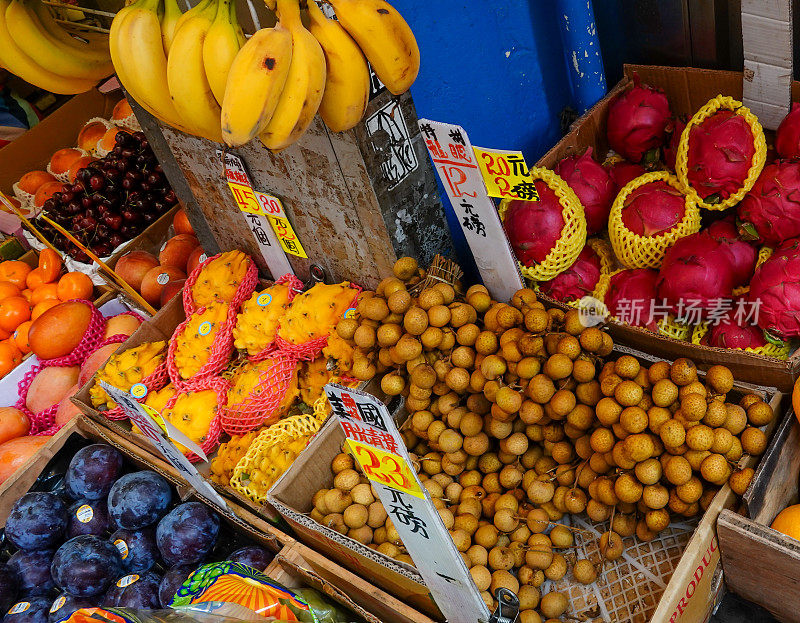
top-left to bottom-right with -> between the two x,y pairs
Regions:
202,0 -> 243,105
166,0 -> 223,142
0,0 -> 95,93
220,18 -> 292,146
259,0 -> 325,151
306,0 -> 368,132
29,0 -> 110,62
111,0 -> 193,134
5,0 -> 113,81
173,0 -> 213,36
326,0 -> 418,95
160,0 -> 183,54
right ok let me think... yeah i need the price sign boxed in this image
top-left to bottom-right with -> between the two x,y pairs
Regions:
419,119 -> 523,303
473,146 -> 539,201
252,190 -> 308,259
216,150 -> 294,277
325,383 -> 490,623
99,381 -> 235,520
345,439 -> 423,498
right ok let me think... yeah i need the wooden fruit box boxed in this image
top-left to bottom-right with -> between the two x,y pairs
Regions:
269,342 -> 784,623
530,64 -> 800,392
717,402 -> 800,622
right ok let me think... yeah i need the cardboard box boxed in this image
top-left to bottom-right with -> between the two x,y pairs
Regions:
717,405 -> 800,622
0,415 -> 293,553
268,542 -> 436,623
0,89 -> 121,196
269,345 -> 783,623
531,64 -> 800,392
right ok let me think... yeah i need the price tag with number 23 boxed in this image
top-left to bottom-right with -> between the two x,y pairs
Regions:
346,439 -> 424,498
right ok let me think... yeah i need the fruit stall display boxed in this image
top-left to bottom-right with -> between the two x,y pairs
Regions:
107,208 -> 204,311
501,74 -> 800,365
66,249 -> 362,511
0,428 -> 372,623
268,256 -> 781,623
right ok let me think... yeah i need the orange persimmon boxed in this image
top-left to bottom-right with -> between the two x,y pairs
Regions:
38,249 -> 62,283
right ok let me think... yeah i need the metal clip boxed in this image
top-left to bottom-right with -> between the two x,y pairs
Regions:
489,588 -> 519,623
304,264 -> 327,290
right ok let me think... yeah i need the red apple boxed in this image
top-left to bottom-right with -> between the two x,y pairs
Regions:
116,251 -> 159,292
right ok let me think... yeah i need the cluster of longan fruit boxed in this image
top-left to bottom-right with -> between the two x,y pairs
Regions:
319,278 -> 773,622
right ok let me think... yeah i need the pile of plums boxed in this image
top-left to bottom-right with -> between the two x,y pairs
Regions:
0,444 -> 273,623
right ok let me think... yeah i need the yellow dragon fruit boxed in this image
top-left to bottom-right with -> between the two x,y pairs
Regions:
173,302 -> 230,379
192,250 -> 251,308
298,357 -> 333,405
209,430 -> 259,486
160,388 -> 220,455
144,383 -> 177,412
227,358 -> 300,422
278,282 -> 356,344
232,283 -> 293,356
89,341 -> 167,410
323,332 -> 355,377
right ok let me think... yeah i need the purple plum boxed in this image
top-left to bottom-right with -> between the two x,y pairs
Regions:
6,493 -> 67,551
50,535 -> 122,598
7,551 -> 54,596
103,571 -> 161,609
227,545 -> 274,571
67,500 -> 110,538
107,471 -> 172,530
65,444 -> 124,501
109,528 -> 159,574
156,502 -> 219,566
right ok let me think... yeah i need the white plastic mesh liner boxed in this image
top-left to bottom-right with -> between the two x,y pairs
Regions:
548,514 -> 699,622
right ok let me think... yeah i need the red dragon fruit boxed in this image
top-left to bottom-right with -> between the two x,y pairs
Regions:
685,110 -> 755,203
656,232 -> 737,315
606,75 -> 672,163
554,148 -> 616,235
503,180 -> 565,267
605,159 -> 646,190
706,217 -> 757,286
662,116 -> 687,171
605,268 -> 659,331
737,161 -> 800,246
747,238 -> 800,339
539,246 -> 601,302
702,313 -> 768,350
775,102 -> 800,160
620,180 -> 686,236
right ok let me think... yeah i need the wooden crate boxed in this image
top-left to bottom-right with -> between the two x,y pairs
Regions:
131,90 -> 453,290
717,403 -> 800,622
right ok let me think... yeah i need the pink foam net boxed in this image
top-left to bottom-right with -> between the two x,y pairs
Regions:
160,375 -> 229,463
182,252 -> 258,317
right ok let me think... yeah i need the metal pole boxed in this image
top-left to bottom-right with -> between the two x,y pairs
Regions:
556,0 -> 607,114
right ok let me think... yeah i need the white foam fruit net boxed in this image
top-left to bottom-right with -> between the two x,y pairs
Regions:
549,514 -> 699,622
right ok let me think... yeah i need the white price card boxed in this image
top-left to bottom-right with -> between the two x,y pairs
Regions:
216,150 -> 296,276
99,381 -> 234,520
418,119 -> 524,302
324,383 -> 490,623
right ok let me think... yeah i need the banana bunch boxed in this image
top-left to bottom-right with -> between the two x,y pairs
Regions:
110,0 -> 418,150
110,0 -> 245,142
0,0 -> 112,94
222,0 -> 419,149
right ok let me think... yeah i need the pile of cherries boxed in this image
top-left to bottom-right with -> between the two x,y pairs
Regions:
39,131 -> 177,263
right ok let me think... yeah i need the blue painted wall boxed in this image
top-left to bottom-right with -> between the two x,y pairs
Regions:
391,1 -> 579,280
392,1 -> 574,162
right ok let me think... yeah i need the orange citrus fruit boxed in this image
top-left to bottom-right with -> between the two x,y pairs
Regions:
0,296 -> 31,333
12,321 -> 31,354
31,298 -> 60,320
31,284 -> 60,305
0,261 -> 31,290
57,272 -> 93,302
0,282 -> 21,300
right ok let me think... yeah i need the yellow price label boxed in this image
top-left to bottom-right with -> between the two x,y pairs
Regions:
227,181 -> 263,215
255,191 -> 308,259
346,439 -> 424,498
472,147 -> 539,201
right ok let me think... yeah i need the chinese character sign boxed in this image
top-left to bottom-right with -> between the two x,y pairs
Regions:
325,383 -> 489,623
215,150 -> 295,277
419,119 -> 523,303
473,147 -> 539,201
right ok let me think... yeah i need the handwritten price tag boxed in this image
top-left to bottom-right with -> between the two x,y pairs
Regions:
253,191 -> 308,259
473,147 -> 538,201
346,439 -> 423,498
